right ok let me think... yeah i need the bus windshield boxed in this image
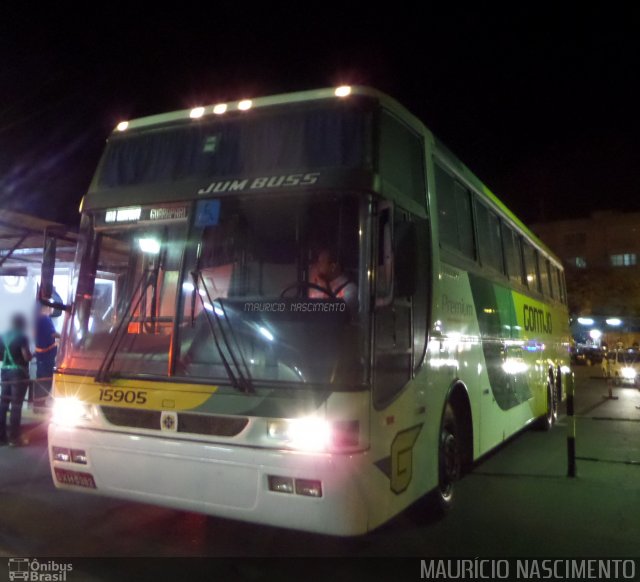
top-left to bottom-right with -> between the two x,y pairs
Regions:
62,193 -> 370,389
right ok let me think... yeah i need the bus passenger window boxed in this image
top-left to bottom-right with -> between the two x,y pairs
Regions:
539,256 -> 551,297
559,270 -> 568,304
501,223 -> 523,285
546,260 -> 557,299
522,243 -> 541,292
434,163 -> 474,259
454,183 -> 475,259
476,202 -> 504,273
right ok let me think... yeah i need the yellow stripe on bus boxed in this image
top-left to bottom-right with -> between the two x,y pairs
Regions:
53,373 -> 217,411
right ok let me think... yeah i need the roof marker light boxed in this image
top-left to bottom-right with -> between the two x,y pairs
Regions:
190,106 -> 205,119
238,99 -> 252,111
577,317 -> 594,325
116,121 -> 129,131
213,103 -> 227,114
606,318 -> 622,326
335,85 -> 351,97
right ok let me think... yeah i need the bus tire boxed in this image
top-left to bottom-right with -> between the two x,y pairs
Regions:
433,403 -> 461,514
537,382 -> 557,431
555,367 -> 563,402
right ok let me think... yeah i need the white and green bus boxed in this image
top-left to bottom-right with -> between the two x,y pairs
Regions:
43,86 -> 571,536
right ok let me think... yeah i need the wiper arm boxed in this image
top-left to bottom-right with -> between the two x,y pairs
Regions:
191,271 -> 254,394
95,270 -> 151,383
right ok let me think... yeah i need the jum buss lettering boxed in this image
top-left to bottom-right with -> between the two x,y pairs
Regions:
198,173 -> 320,195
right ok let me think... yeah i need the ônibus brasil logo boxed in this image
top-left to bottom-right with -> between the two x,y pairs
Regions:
7,559 -> 72,581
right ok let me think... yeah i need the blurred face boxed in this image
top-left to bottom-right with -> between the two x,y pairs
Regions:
315,250 -> 339,282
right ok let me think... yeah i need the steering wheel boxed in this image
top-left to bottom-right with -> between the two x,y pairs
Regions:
279,281 -> 336,298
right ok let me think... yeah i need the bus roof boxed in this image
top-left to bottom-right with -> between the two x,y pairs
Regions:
112,86 -> 560,266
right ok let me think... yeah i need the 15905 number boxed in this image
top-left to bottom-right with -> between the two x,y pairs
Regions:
98,388 -> 148,405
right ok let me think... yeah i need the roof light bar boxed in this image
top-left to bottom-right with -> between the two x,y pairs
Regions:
190,106 -> 205,119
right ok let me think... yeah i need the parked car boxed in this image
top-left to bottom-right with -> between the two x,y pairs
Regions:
571,346 -> 605,366
601,349 -> 640,386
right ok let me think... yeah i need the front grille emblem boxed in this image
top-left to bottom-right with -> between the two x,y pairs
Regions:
160,411 -> 178,432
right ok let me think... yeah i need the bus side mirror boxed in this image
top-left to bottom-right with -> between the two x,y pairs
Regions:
394,221 -> 417,298
39,227 -> 71,313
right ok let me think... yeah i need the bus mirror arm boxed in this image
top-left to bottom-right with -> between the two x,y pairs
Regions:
40,226 -> 73,316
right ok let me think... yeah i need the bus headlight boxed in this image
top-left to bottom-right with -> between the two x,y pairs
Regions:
52,398 -> 92,427
621,367 -> 637,379
267,417 -> 332,451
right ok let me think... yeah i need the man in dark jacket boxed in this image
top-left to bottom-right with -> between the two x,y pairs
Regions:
0,313 -> 33,446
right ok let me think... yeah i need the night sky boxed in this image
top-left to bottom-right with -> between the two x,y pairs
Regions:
2,6 -> 638,226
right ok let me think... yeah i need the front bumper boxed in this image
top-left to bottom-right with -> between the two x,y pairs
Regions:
48,423 -> 370,536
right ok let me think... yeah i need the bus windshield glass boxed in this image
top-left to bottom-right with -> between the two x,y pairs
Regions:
62,193 -> 370,389
97,103 -> 373,189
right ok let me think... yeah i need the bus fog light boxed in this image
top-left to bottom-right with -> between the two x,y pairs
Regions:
621,367 -> 636,379
70,449 -> 88,465
267,420 -> 288,440
295,479 -> 323,497
52,398 -> 91,427
268,475 -> 294,494
52,446 -> 71,462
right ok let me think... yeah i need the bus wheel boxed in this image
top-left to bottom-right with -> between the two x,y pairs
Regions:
538,383 -> 557,431
435,403 -> 461,513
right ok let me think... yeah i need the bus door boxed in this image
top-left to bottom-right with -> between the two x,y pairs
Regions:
372,203 -> 415,408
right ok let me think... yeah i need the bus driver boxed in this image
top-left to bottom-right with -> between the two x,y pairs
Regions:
308,248 -> 358,312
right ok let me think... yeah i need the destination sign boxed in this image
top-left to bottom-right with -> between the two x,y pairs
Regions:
102,204 -> 189,226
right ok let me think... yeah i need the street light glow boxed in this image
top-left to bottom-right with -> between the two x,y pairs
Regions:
116,121 -> 129,131
213,103 -> 227,114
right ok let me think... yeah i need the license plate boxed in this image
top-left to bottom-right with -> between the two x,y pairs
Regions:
54,468 -> 97,489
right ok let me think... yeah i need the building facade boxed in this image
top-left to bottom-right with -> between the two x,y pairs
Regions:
531,211 -> 640,319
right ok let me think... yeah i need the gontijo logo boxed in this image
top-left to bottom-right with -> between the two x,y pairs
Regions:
8,559 -> 72,581
523,304 -> 552,334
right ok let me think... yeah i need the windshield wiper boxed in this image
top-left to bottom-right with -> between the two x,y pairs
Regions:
95,269 -> 152,383
191,271 -> 254,394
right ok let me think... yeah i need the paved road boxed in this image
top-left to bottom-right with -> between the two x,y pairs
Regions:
1,367 -> 639,558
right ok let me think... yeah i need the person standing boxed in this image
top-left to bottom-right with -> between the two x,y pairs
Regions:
34,306 -> 60,413
0,313 -> 33,446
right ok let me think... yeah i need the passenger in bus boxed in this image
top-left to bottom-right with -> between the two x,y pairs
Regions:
0,314 -> 33,447
309,248 -> 358,312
